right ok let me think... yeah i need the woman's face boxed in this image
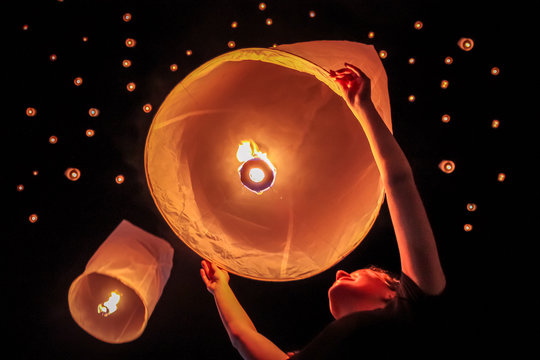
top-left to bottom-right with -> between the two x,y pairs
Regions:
328,268 -> 394,319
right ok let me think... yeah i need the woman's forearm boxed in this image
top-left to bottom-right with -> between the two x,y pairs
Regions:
213,283 -> 257,341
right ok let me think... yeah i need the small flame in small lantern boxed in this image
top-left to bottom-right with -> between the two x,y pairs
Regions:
97,291 -> 121,317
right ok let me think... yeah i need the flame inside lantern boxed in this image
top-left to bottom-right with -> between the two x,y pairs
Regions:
236,140 -> 276,194
97,291 -> 121,317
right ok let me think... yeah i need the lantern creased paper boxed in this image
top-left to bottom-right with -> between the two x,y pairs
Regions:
145,40 -> 392,281
68,220 -> 174,343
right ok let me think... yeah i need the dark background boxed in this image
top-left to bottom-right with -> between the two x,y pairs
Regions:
10,0 -> 515,358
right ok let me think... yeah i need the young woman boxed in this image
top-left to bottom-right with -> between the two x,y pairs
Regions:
200,63 -> 446,359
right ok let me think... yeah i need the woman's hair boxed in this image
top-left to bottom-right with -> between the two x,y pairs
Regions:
367,265 -> 401,292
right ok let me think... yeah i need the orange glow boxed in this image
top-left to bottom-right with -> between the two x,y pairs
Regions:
125,38 -> 136,48
440,80 -> 449,89
86,129 -> 95,137
379,50 -> 387,59
236,140 -> 276,194
441,114 -> 451,123
82,36 -> 88,42
89,108 -> 100,117
23,24 -> 29,31
26,107 -> 37,117
414,21 -> 423,29
228,41 -> 236,49
491,67 -> 500,76
491,119 -> 500,128
97,291 -> 121,317
143,104 -> 152,113
29,214 -> 38,223
266,18 -> 273,25
170,64 -> 178,72
259,2 -> 266,10
439,160 -> 455,173
115,175 -> 125,184
49,135 -> 58,144
408,94 -> 416,102
74,77 -> 83,86
127,82 -> 136,92
123,13 -> 132,22
368,31 -> 375,39
231,21 -> 238,28
65,168 -> 81,181
408,57 -> 415,64
33,170 -> 39,176
50,54 -> 57,61
464,224 -> 473,232
186,49 -> 192,56
309,10 -> 316,18
444,56 -> 453,65
458,37 -> 474,51
497,173 -> 506,182
17,184 -> 24,192
466,203 -> 477,212
122,59 -> 132,68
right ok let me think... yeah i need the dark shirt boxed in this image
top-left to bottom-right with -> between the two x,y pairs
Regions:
290,273 -> 445,359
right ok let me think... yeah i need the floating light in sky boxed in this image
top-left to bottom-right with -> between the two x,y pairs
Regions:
491,67 -> 500,76
414,21 -> 423,29
86,129 -> 95,137
170,64 -> 178,72
126,82 -> 136,92
497,173 -> 506,182
441,114 -> 451,123
439,160 -> 455,173
122,59 -> 132,68
29,214 -> 38,223
408,57 -> 415,64
143,104 -> 152,113
26,107 -> 37,117
259,2 -> 266,10
228,41 -> 236,48
440,80 -> 449,89
491,119 -> 500,128
309,10 -> 316,18
65,168 -> 81,181
50,54 -> 57,61
464,224 -> 473,232
123,13 -> 132,22
33,170 -> 39,176
231,21 -> 238,28
186,49 -> 192,56
97,291 -> 121,317
368,31 -> 375,39
89,108 -> 100,117
444,56 -> 453,65
408,94 -> 416,102
379,50 -> 387,59
466,203 -> 477,212
17,184 -> 24,192
82,36 -> 88,42
125,38 -> 136,48
49,135 -> 58,144
74,77 -> 83,86
23,24 -> 29,31
266,18 -> 273,25
115,175 -> 125,184
458,37 -> 474,51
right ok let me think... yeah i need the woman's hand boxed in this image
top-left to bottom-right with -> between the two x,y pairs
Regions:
329,63 -> 372,109
200,260 -> 230,295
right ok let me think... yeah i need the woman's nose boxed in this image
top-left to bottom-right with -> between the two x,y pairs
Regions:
336,270 -> 350,281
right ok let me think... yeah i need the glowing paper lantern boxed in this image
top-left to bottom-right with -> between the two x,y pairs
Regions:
458,37 -> 474,51
145,40 -> 392,281
68,220 -> 173,343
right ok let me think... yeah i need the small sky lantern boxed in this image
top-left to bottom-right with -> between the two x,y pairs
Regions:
125,38 -> 136,48
491,119 -> 500,128
143,104 -> 152,113
439,160 -> 455,173
466,203 -> 477,212
408,94 -> 416,102
145,40 -> 393,281
228,41 -> 236,49
464,224 -> 473,232
414,21 -> 423,29
127,82 -> 136,92
50,54 -> 57,61
236,140 -> 276,194
231,21 -> 238,28
26,107 -> 37,117
115,175 -> 125,184
89,108 -> 100,117
17,184 -> 24,192
68,220 -> 173,344
444,56 -> 453,65
458,37 -> 474,51
408,57 -> 415,64
186,49 -> 192,56
86,129 -> 95,137
259,2 -> 266,10
491,67 -> 500,76
441,114 -> 451,123
65,167 -> 81,181
440,80 -> 449,89
49,135 -> 58,144
379,50 -> 387,59
497,173 -> 506,182
29,214 -> 38,223
266,18 -> 273,25
309,10 -> 316,18
170,64 -> 178,72
122,13 -> 132,22
74,77 -> 83,86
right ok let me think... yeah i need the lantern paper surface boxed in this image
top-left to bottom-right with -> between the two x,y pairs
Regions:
68,220 -> 174,343
145,40 -> 392,281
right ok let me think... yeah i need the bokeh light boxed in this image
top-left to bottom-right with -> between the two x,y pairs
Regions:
125,38 -> 136,48
414,21 -> 423,29
26,107 -> 37,117
439,160 -> 455,173
49,135 -> 58,144
29,214 -> 38,223
441,114 -> 451,123
458,37 -> 474,51
89,108 -> 100,117
65,168 -> 81,181
466,203 -> 477,212
115,175 -> 125,184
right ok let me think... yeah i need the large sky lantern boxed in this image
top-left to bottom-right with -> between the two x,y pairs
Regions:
145,40 -> 392,281
68,220 -> 174,343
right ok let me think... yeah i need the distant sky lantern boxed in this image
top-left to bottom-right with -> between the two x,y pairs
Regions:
26,107 -> 37,117
408,57 -> 415,64
115,175 -> 125,184
122,59 -> 132,68
29,214 -> 38,223
444,56 -> 453,65
68,220 -> 173,343
170,64 -> 178,72
86,129 -> 95,137
17,184 -> 24,192
65,167 -> 81,181
466,203 -> 477,212
259,2 -> 266,10
49,135 -> 58,144
458,37 -> 474,51
186,49 -> 192,56
143,104 -> 152,113
123,13 -> 132,22
368,31 -> 375,39
228,41 -> 236,49
491,67 -> 500,76
440,80 -> 449,89
441,114 -> 451,123
125,38 -> 136,48
89,108 -> 100,117
491,119 -> 500,128
126,82 -> 136,92
266,18 -> 273,25
145,40 -> 393,281
33,170 -> 39,176
74,77 -> 83,86
309,10 -> 316,18
408,94 -> 416,102
464,224 -> 473,232
379,50 -> 387,59
23,24 -> 29,31
50,54 -> 57,61
231,21 -> 238,28
439,160 -> 455,173
497,173 -> 506,182
414,20 -> 423,29
82,36 -> 88,42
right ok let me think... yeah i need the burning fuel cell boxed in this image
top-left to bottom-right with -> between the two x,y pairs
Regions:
236,140 -> 276,194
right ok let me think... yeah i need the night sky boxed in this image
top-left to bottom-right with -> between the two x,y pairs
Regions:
11,0 -> 514,358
